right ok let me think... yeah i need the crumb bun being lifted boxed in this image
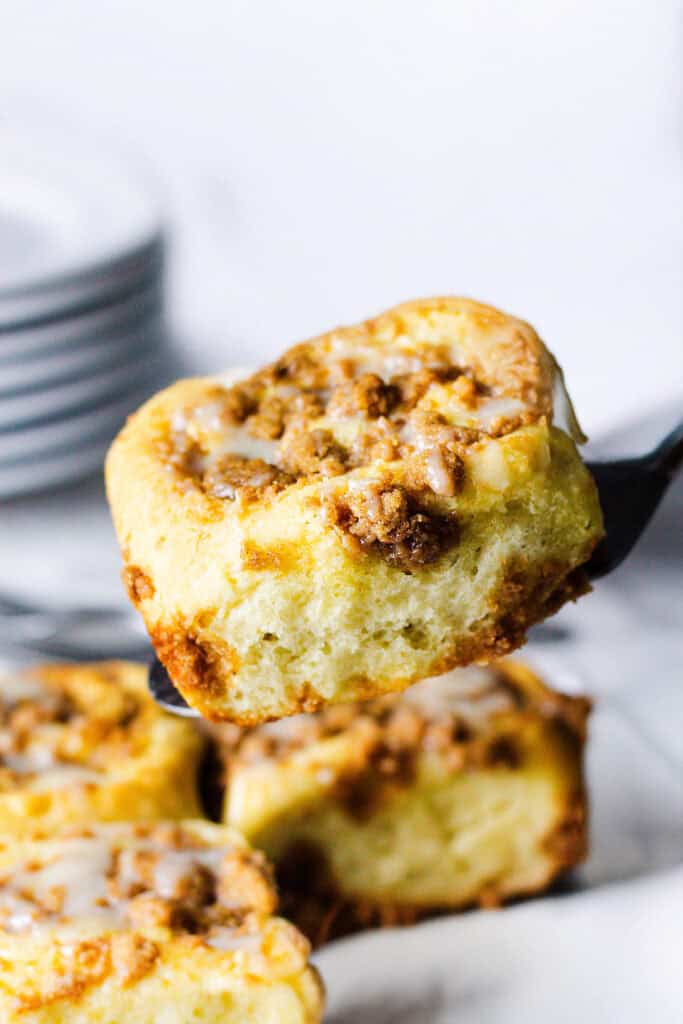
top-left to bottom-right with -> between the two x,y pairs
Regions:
106,298 -> 603,723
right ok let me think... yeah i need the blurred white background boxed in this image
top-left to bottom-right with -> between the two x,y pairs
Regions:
2,0 -> 681,436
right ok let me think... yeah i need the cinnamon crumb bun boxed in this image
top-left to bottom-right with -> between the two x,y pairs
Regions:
106,298 -> 602,723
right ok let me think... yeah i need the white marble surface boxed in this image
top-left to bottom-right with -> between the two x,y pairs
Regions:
318,867 -> 683,1022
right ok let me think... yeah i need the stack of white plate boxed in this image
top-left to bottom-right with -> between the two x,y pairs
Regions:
0,137 -> 167,499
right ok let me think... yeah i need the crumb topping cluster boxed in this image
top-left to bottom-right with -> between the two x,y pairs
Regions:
217,662 -> 588,824
0,823 -> 274,945
164,311 -> 553,569
0,669 -> 142,792
168,352 -> 532,498
217,665 -> 533,780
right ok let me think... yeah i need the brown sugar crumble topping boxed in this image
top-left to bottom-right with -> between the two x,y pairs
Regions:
0,823 -> 274,943
162,309 -> 555,571
215,663 -> 588,812
217,665 -> 521,772
0,824 -> 278,1008
166,353 -> 496,499
324,481 -> 459,570
0,669 -> 144,791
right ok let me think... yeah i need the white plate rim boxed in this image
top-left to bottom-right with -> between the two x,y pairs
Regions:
0,135 -> 163,296
0,342 -> 163,431
0,281 -> 162,363
0,435 -> 110,500
0,311 -> 164,397
0,384 -> 154,465
0,241 -> 163,330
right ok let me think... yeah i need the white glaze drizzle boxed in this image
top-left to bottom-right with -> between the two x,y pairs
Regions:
0,828 -> 237,934
551,361 -> 587,443
0,673 -> 48,706
1,748 -> 55,773
403,665 -> 516,725
326,336 -> 455,382
0,672 -> 105,787
214,429 -> 280,463
423,448 -> 457,496
175,404 -> 281,467
152,848 -> 226,900
206,927 -> 263,952
2,755 -> 102,789
473,395 -> 526,429
257,713 -> 310,741
0,837 -> 115,932
194,353 -> 585,514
